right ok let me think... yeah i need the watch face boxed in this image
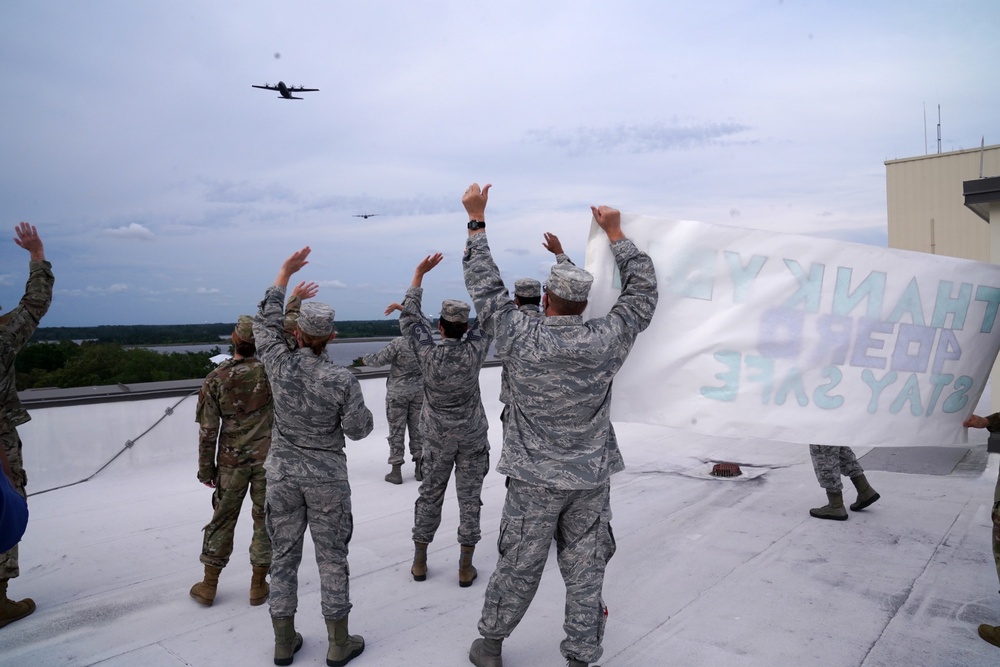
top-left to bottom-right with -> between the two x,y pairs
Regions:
468,220 -> 486,230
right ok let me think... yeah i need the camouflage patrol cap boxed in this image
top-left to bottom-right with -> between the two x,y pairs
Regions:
514,278 -> 541,298
440,299 -> 470,324
233,315 -> 255,343
546,263 -> 594,302
298,302 -> 336,337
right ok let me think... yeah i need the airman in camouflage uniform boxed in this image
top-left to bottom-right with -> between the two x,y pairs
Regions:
0,223 -> 53,629
460,184 -> 657,667
189,315 -> 274,608
499,233 -> 574,420
359,324 -> 424,484
961,412 -> 1000,649
807,445 -> 880,521
254,247 -> 373,667
399,252 -> 492,589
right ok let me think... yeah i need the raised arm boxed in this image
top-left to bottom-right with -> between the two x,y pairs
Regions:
543,232 -> 574,265
2,223 -> 54,355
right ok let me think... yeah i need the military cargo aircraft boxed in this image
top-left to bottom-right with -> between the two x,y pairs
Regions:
251,81 -> 319,99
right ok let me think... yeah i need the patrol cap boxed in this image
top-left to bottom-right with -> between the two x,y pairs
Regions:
514,278 -> 541,298
233,315 -> 255,343
440,299 -> 470,324
298,302 -> 336,337
546,263 -> 594,302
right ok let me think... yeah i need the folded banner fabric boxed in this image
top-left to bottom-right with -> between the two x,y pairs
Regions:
585,215 -> 1000,448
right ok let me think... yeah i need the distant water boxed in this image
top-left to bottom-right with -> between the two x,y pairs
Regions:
143,337 -> 495,365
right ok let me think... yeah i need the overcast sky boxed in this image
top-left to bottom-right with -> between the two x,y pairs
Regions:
1,1 -> 998,327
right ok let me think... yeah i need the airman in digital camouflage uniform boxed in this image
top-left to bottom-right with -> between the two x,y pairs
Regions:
0,223 -> 53,630
358,310 -> 424,484
807,445 -> 880,521
399,253 -> 492,589
254,246 -> 373,667
189,316 -> 274,608
189,282 -> 317,609
962,412 -> 1000,649
499,233 -> 573,426
461,184 -> 657,667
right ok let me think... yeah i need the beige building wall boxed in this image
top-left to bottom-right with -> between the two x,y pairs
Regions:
885,144 -> 1000,261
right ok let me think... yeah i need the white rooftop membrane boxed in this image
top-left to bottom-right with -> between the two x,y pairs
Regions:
3,367 -> 1000,666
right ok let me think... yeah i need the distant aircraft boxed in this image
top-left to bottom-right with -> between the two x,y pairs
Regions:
251,81 -> 319,100
353,213 -> 380,220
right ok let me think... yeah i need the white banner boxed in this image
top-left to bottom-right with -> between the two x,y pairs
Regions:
585,216 -> 1000,447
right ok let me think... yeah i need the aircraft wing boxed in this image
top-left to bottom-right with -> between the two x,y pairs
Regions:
252,84 -> 279,90
290,87 -> 319,92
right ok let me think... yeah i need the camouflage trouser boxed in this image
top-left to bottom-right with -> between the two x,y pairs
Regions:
0,426 -> 26,580
386,392 -> 423,466
200,464 -> 270,569
412,432 -> 489,546
266,474 -> 353,620
478,479 -> 615,665
993,468 -> 1000,587
809,444 -> 864,492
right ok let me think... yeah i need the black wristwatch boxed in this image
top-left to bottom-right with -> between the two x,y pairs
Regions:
467,220 -> 486,230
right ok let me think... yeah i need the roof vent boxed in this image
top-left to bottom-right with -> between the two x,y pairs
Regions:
710,462 -> 742,478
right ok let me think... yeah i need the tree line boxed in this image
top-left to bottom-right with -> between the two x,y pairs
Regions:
17,320 -> 403,390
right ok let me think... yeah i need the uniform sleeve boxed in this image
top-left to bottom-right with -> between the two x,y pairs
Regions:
194,374 -> 221,483
362,337 -> 400,368
987,412 -> 1000,433
556,252 -> 574,266
341,375 -> 374,441
1,260 -> 54,353
254,286 -> 289,368
461,232 -> 517,340
603,239 -> 658,339
399,287 -> 435,350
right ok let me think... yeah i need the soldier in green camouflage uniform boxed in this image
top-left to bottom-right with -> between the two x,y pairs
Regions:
189,315 -> 274,608
461,184 -> 657,667
399,253 -> 492,588
963,412 -> 1000,649
0,223 -> 53,629
358,320 -> 424,484
254,246 -> 373,667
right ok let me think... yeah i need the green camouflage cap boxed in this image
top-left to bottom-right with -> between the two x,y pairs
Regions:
440,299 -> 470,323
514,278 -> 541,298
298,302 -> 336,337
546,263 -> 593,302
233,315 -> 255,342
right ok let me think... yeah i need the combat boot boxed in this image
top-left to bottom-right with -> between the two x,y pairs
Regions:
979,624 -> 1000,649
190,565 -> 223,606
849,474 -> 880,511
325,615 -> 365,666
384,464 -> 403,485
414,458 -> 423,482
567,660 -> 591,667
0,578 -> 35,628
250,565 -> 270,606
809,491 -> 848,521
469,637 -> 503,667
411,541 -> 428,581
272,616 -> 303,666
459,544 -> 478,587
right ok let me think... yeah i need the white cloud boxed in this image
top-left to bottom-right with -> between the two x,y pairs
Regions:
195,287 -> 220,294
104,223 -> 155,241
316,280 -> 347,289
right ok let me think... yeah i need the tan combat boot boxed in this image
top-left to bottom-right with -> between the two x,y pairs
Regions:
979,623 -> 1000,649
0,578 -> 35,628
459,544 -> 478,587
250,565 -> 270,606
809,491 -> 848,521
849,474 -> 880,511
190,565 -> 223,606
411,542 -> 428,581
469,637 -> 503,667
325,614 -> 365,666
272,616 -> 303,666
384,464 -> 403,485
